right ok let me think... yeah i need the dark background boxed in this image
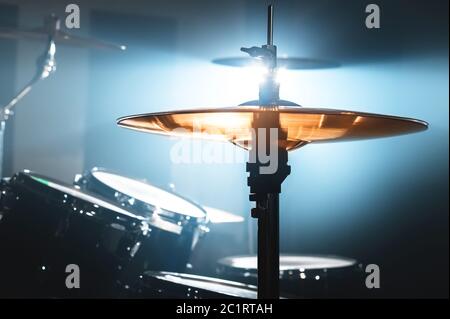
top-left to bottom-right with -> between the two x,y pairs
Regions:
0,0 -> 448,298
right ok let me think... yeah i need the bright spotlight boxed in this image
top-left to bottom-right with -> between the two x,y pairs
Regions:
244,65 -> 288,85
275,67 -> 288,84
241,65 -> 268,84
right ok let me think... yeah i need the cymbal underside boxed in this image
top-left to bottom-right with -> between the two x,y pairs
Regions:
212,57 -> 340,70
117,107 -> 427,151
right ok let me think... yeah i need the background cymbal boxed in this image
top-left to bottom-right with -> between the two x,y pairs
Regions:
203,206 -> 245,224
212,57 -> 340,70
0,27 -> 126,51
117,106 -> 428,151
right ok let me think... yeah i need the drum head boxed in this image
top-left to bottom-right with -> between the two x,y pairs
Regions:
219,255 -> 356,272
91,170 -> 205,219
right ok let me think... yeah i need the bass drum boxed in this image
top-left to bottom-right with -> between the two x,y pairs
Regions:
0,171 -> 197,297
216,255 -> 365,298
130,271 -> 258,299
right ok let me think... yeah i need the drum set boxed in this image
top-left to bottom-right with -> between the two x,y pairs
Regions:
0,5 -> 427,299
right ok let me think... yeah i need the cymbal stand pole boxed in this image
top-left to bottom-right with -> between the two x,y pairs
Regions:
243,5 -> 290,299
0,15 -> 58,177
247,110 -> 290,299
267,4 -> 273,46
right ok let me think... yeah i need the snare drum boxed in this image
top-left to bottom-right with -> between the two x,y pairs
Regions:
131,271 -> 258,299
217,255 -> 364,298
0,171 -> 202,297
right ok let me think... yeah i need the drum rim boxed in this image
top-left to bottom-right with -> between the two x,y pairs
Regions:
140,271 -> 294,299
12,170 -> 148,223
148,271 -> 257,288
83,167 -> 208,221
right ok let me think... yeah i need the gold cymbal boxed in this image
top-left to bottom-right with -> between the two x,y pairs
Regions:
117,106 -> 428,151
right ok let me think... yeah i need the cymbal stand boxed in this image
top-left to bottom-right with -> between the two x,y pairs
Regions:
242,5 -> 290,299
0,15 -> 58,177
